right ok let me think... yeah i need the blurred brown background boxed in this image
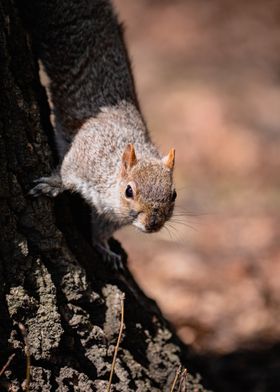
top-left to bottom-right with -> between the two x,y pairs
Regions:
113,1 -> 280,390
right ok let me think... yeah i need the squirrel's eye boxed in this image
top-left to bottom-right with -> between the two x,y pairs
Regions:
171,190 -> 177,202
125,185 -> 133,198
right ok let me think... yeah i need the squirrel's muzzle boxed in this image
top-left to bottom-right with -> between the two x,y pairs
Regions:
144,214 -> 165,233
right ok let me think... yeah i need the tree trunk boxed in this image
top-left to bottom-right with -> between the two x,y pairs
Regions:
0,1 -> 208,390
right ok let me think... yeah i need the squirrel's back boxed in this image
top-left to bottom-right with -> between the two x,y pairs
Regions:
25,0 -> 139,136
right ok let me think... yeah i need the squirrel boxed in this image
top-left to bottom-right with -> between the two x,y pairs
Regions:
27,0 -> 177,266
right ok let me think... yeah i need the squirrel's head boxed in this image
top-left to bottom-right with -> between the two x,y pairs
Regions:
119,144 -> 176,233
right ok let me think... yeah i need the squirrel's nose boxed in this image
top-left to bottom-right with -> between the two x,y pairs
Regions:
146,215 -> 162,232
150,215 -> 157,227
148,216 -> 157,229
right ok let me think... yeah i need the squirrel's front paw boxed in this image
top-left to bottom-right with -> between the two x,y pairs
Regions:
95,242 -> 124,271
29,173 -> 64,198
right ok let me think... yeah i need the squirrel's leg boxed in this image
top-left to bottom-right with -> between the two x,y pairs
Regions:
95,242 -> 124,271
29,124 -> 71,198
29,171 -> 64,198
91,212 -> 124,271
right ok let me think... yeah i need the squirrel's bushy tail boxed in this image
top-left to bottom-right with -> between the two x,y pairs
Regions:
18,0 -> 139,127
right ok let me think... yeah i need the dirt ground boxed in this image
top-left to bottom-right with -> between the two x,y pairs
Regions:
113,1 -> 280,391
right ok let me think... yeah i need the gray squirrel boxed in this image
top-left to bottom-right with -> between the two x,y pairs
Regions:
28,0 -> 177,264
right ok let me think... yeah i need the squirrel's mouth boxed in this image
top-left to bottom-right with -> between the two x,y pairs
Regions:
144,228 -> 161,234
133,219 -> 163,233
132,220 -> 146,232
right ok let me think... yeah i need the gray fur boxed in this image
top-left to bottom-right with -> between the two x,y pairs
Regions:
30,0 -> 138,136
29,0 -> 176,243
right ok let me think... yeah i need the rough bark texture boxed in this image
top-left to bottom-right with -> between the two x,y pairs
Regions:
0,1 -> 209,391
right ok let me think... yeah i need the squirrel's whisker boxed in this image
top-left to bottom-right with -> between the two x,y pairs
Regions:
169,219 -> 198,232
163,225 -> 173,241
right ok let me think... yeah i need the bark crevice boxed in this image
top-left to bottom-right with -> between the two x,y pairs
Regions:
0,1 -> 209,390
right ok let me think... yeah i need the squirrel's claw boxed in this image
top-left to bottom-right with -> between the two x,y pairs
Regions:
95,242 -> 124,271
29,174 -> 63,198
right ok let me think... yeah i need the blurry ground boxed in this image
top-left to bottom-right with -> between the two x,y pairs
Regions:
113,1 -> 280,390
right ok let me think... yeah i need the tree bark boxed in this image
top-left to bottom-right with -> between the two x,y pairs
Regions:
0,1 -> 208,390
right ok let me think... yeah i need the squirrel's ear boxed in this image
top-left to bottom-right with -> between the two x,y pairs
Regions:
121,144 -> 137,176
162,148 -> 175,170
